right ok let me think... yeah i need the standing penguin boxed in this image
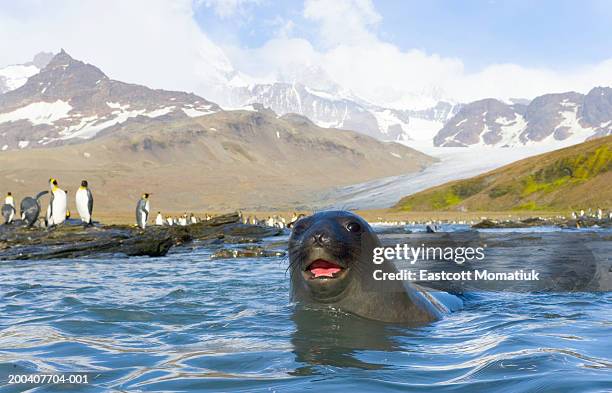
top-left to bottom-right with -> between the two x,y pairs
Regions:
46,178 -> 67,226
4,192 -> 14,206
2,192 -> 16,224
75,180 -> 94,225
136,193 -> 150,229
155,211 -> 164,226
64,190 -> 72,220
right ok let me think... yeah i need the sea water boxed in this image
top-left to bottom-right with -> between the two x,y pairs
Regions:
0,229 -> 611,392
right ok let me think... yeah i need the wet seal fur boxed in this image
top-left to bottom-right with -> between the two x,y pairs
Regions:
288,210 -> 462,324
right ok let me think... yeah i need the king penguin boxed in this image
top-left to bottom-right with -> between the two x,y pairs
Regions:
2,192 -> 16,224
75,180 -> 94,225
46,178 -> 67,226
136,193 -> 150,229
4,192 -> 14,206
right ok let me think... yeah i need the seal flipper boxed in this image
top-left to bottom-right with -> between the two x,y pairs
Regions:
412,284 -> 464,313
392,259 -> 464,315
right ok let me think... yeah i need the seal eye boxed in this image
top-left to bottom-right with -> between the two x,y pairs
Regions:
346,222 -> 361,233
292,222 -> 308,235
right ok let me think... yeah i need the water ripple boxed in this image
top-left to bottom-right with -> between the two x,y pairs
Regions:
0,235 -> 611,392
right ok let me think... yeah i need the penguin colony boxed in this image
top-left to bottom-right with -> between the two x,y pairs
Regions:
154,212 -> 203,227
2,178 -> 94,227
2,179 -> 222,229
3,181 -> 612,229
241,212 -> 305,229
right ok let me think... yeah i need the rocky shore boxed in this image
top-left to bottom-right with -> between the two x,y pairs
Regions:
472,216 -> 612,229
0,213 -> 282,260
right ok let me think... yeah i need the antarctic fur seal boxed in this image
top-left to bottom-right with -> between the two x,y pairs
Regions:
288,210 -> 462,324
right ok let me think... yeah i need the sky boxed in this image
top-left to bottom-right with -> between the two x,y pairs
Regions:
1,0 -> 612,108
196,0 -> 612,71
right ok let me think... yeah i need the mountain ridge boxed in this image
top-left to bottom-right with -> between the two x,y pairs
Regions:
0,52 -> 54,94
224,81 -> 460,142
0,108 -> 435,211
0,50 -> 220,151
0,50 -> 436,210
435,89 -> 612,147
2,50 -> 611,152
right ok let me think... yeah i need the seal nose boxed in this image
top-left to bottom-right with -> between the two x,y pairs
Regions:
311,230 -> 330,247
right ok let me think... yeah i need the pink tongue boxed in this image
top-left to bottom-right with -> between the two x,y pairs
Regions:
310,260 -> 342,277
311,267 -> 341,277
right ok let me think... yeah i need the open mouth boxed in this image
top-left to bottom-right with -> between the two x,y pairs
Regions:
305,259 -> 346,279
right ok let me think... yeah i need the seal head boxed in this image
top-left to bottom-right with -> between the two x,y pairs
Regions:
289,210 -> 457,324
289,210 -> 377,303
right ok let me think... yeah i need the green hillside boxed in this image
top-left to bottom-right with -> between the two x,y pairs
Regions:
394,135 -> 612,211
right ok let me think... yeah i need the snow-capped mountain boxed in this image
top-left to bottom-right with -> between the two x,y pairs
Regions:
0,52 -> 437,211
4,50 -> 609,152
2,51 -> 460,146
434,88 -> 612,147
224,81 -> 459,142
0,52 -> 54,94
0,50 -> 220,150
227,82 -> 384,139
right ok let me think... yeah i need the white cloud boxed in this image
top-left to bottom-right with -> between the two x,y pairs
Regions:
222,0 -> 612,108
303,0 -> 381,47
224,37 -> 319,83
1,0 -> 611,110
266,16 -> 296,39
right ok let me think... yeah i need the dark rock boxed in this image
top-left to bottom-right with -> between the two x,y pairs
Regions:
426,224 -> 439,233
472,218 -> 548,229
211,246 -> 286,259
0,212 -> 279,260
373,227 -> 412,235
472,216 -> 611,229
471,219 -> 499,229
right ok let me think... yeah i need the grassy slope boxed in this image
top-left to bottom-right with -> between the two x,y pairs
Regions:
394,135 -> 612,212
